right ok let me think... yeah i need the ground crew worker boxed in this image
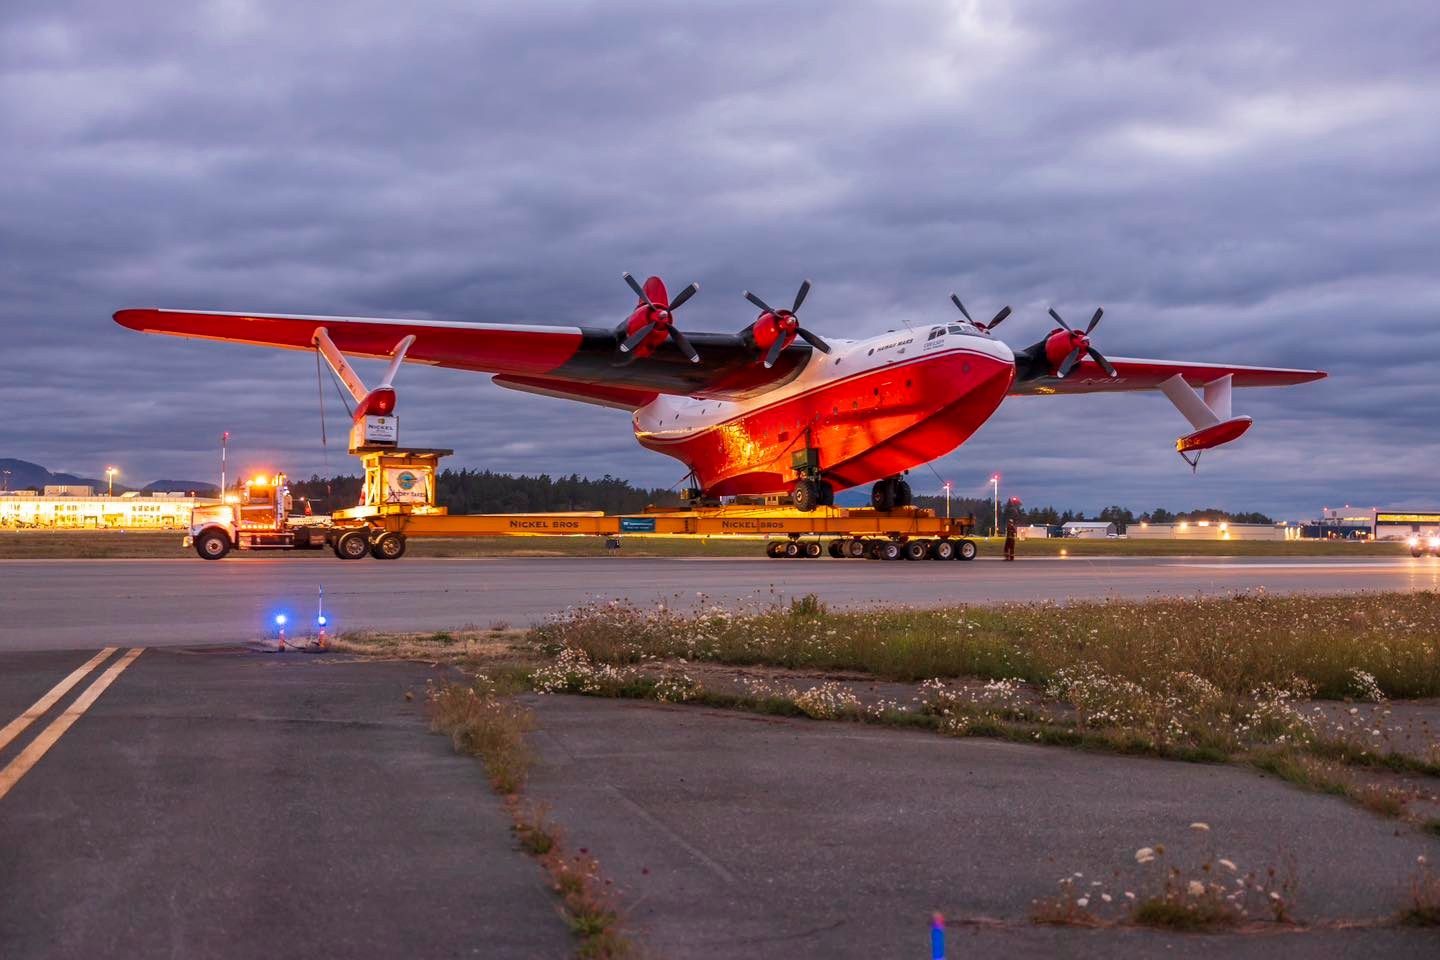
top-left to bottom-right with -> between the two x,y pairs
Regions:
1004,518 -> 1017,561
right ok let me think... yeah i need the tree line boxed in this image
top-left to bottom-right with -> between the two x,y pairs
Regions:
289,469 -> 680,515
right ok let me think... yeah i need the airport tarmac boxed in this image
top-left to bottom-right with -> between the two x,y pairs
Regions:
2,648 -> 1437,958
1,554 -> 1438,653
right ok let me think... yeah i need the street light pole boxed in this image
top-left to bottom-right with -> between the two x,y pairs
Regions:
106,467 -> 117,497
221,431 -> 229,496
990,474 -> 999,538
943,481 -> 952,520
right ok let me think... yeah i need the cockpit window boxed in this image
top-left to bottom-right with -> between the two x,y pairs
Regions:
927,326 -> 946,341
947,324 -> 966,335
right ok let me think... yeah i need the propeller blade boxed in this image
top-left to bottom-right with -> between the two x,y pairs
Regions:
1088,347 -> 1117,378
668,282 -> 699,311
620,321 -> 656,353
796,327 -> 832,354
1057,345 -> 1083,378
763,336 -> 786,368
1048,307 -> 1073,332
1085,307 -> 1104,334
624,272 -> 654,308
669,327 -> 701,363
949,294 -> 974,323
792,279 -> 812,313
987,306 -> 1012,330
744,290 -> 776,314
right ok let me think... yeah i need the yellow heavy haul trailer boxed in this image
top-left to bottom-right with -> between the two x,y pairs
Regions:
187,447 -> 977,561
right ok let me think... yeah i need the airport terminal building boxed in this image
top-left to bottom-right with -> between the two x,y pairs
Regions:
0,488 -> 214,529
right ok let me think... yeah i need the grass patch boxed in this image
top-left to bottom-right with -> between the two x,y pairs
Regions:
534,591 -> 1440,698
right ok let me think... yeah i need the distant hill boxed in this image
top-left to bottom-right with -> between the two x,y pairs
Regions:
0,457 -> 139,493
143,480 -> 219,496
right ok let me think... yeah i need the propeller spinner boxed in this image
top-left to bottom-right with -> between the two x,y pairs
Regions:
743,280 -> 831,368
949,295 -> 1012,332
1046,307 -> 1117,379
616,273 -> 700,363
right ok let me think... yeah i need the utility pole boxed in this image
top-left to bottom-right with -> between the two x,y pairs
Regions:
106,466 -> 118,497
943,481 -> 952,520
221,431 -> 229,496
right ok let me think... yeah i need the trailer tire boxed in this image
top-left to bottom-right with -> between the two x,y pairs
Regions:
903,540 -> 929,561
783,540 -> 802,559
766,541 -> 786,559
803,541 -> 823,559
335,530 -> 371,560
194,529 -> 231,560
930,539 -> 956,561
828,540 -> 846,558
878,541 -> 903,561
845,539 -> 867,559
371,532 -> 407,560
956,539 -> 978,561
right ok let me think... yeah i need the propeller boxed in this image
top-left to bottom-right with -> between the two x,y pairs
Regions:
1047,306 -> 1117,379
743,280 -> 831,368
617,272 -> 701,363
949,295 -> 1012,332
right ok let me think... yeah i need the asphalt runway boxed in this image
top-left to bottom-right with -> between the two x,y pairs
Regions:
2,554 -> 1439,652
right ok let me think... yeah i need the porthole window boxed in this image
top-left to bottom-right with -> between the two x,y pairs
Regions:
867,348 -> 874,356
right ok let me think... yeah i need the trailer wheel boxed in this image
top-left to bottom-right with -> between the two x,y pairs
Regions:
827,540 -> 846,559
371,532 -> 407,560
878,541 -> 903,561
803,541 -> 823,559
783,540 -> 802,558
766,541 -> 786,559
903,540 -> 929,561
194,529 -> 231,560
335,530 -> 370,560
845,539 -> 867,559
955,539 -> 978,561
930,539 -> 956,561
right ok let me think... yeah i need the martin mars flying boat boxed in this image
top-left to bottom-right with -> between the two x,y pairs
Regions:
114,274 -> 1325,511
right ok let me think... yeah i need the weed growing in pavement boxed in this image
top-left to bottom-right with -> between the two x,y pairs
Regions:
1032,824 -> 1298,931
426,676 -> 534,794
1401,856 -> 1440,926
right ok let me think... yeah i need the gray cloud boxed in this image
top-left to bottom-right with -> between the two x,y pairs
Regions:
3,0 -> 1437,515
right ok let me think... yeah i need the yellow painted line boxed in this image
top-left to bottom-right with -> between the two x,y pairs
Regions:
0,647 -> 144,803
0,647 -> 118,754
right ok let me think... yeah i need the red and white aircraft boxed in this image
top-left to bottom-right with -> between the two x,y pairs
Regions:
114,274 -> 1324,510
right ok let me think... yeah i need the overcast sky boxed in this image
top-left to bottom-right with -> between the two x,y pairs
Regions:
3,0 -> 1437,516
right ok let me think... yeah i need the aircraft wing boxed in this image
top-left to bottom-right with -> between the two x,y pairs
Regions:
113,308 -> 812,405
1008,356 -> 1325,395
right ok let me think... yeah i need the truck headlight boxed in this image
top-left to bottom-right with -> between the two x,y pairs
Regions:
1429,536 -> 1440,551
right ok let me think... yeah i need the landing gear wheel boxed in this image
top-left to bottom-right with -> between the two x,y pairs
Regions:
819,483 -> 835,507
828,540 -> 846,558
194,529 -> 231,560
903,540 -> 929,561
871,480 -> 896,512
370,532 -> 407,560
335,530 -> 371,561
766,541 -> 786,558
878,541 -> 903,561
955,539 -> 978,561
895,479 -> 913,507
783,540 -> 802,559
845,539 -> 867,559
792,479 -> 820,513
803,541 -> 823,559
930,539 -> 957,561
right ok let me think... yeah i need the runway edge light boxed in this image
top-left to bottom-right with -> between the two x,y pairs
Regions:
931,912 -> 945,960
